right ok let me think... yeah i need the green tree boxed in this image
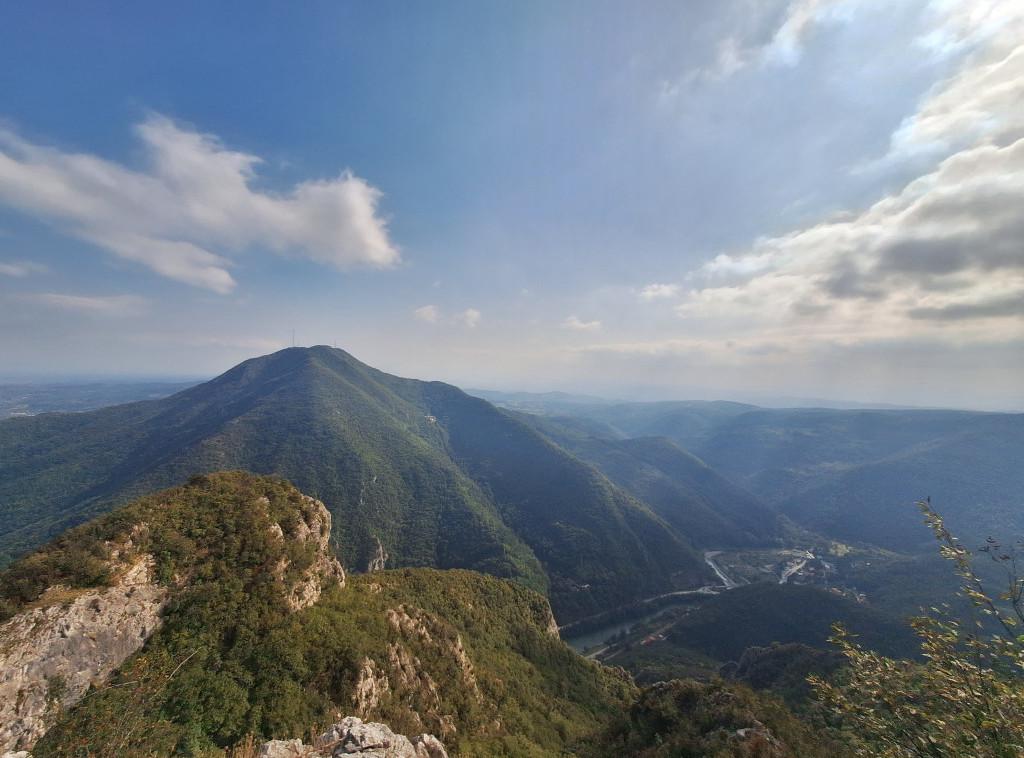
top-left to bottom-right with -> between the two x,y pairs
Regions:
812,500 -> 1024,757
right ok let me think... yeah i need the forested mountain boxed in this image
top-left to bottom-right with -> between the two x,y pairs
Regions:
0,346 -> 722,622
511,411 -> 782,548
483,395 -> 1024,554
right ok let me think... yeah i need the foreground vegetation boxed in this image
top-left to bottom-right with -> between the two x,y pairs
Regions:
5,471 -> 1024,756
0,472 -> 627,757
812,501 -> 1024,756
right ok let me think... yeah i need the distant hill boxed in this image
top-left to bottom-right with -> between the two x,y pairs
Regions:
664,583 -> 919,662
511,411 -> 783,548
0,380 -> 199,419
0,346 -> 723,622
498,399 -> 1024,555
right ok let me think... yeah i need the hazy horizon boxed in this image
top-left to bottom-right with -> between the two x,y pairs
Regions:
1,344 -> 1019,413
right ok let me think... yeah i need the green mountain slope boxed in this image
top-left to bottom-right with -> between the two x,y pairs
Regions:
511,411 -> 782,548
1,472 -> 635,757
665,583 -> 919,662
0,347 -> 711,622
411,382 -> 711,620
0,348 -> 543,594
775,421 -> 1024,551
497,400 -> 1024,556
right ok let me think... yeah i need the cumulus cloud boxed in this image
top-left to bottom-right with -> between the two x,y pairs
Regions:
0,115 -> 399,292
413,304 -> 439,323
885,0 -> 1024,160
563,315 -> 601,331
460,308 -> 482,327
638,283 -> 680,300
674,4 -> 1024,350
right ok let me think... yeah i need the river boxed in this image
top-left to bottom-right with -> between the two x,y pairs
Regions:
562,609 -> 668,653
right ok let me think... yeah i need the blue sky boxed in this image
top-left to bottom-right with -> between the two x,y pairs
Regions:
0,1 -> 1021,410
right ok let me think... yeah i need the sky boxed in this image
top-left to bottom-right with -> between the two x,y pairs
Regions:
0,0 -> 1021,410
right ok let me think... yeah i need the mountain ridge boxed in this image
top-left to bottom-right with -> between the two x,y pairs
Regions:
0,346 -> 722,622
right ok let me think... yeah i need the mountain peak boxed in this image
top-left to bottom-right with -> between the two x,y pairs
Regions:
0,347 -> 716,623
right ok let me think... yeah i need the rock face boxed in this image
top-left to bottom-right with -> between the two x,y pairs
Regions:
0,480 -> 346,755
272,494 -> 346,611
0,556 -> 167,753
366,536 -> 389,573
259,717 -> 449,758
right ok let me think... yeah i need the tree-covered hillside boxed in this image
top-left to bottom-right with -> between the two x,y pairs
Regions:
0,347 -> 718,622
512,410 -> 782,548
490,397 -> 1024,557
664,583 -> 919,663
2,471 -> 841,758
1,472 -> 634,757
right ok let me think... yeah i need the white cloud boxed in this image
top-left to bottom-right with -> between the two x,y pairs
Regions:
413,305 -> 481,327
665,0 -> 857,91
91,231 -> 236,293
0,115 -> 400,292
563,314 -> 601,331
881,0 -> 1024,161
672,10 -> 1024,354
413,304 -> 440,323
33,292 -> 147,315
677,140 -> 1024,340
0,260 -> 47,277
638,283 -> 680,300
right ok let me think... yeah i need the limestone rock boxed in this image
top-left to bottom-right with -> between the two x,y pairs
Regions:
258,717 -> 449,758
0,556 -> 167,754
279,495 -> 346,611
366,537 -> 389,573
353,657 -> 390,715
259,738 -> 307,758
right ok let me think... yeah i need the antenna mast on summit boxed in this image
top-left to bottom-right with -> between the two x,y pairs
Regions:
292,330 -> 295,347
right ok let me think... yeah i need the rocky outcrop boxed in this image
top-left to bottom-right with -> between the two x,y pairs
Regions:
353,657 -> 390,715
0,486 -> 346,755
0,556 -> 167,753
259,716 -> 448,758
269,494 -> 346,611
351,606 -> 483,741
366,537 -> 389,573
385,607 -> 479,703
542,603 -> 560,638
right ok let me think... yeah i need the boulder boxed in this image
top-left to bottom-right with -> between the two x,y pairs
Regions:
259,717 -> 449,758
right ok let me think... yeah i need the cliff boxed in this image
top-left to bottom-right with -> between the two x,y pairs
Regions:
0,472 -> 344,755
0,555 -> 166,752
